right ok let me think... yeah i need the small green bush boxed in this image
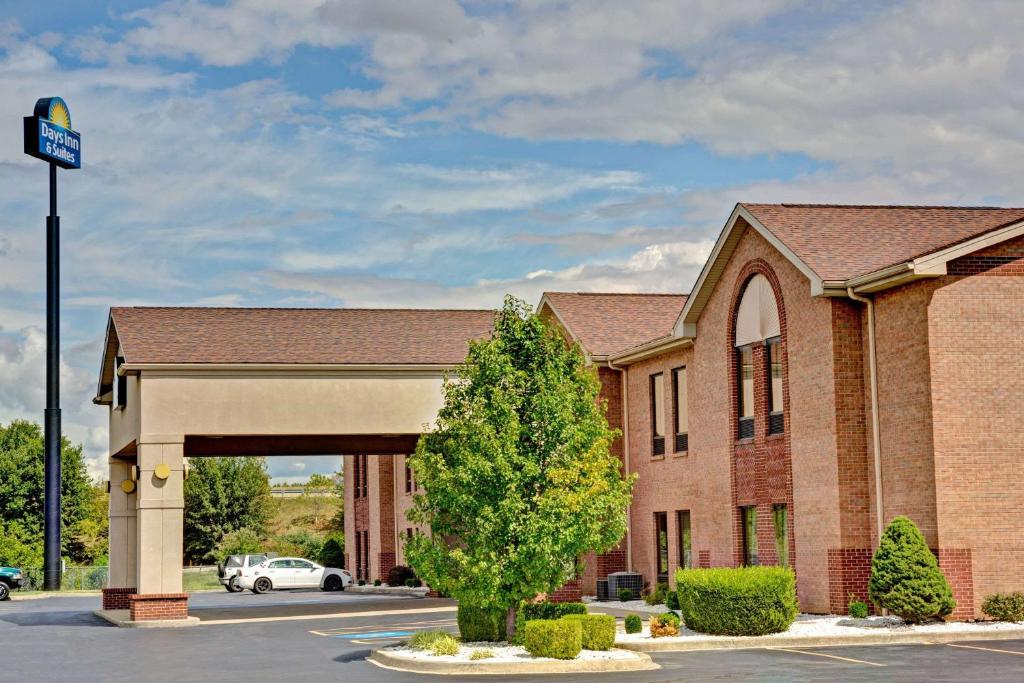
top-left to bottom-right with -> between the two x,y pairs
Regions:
665,590 -> 680,611
457,604 -> 507,642
387,564 -> 417,587
649,613 -> 679,637
645,582 -> 669,606
618,588 -> 633,602
848,595 -> 869,619
470,649 -> 494,661
409,630 -> 451,651
624,614 -> 642,634
982,593 -> 1024,622
513,601 -> 587,644
658,611 -> 681,628
869,516 -> 955,623
318,534 -> 346,568
523,619 -> 582,660
373,579 -> 382,587
357,579 -> 366,586
560,614 -> 616,650
676,566 -> 798,636
430,634 -> 460,656
405,577 -> 423,588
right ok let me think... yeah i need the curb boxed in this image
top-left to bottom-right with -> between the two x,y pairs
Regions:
368,648 -> 658,676
12,590 -> 101,600
344,586 -> 429,597
615,627 -> 1024,652
94,609 -> 201,628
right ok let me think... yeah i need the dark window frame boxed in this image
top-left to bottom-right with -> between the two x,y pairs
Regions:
740,505 -> 759,566
766,336 -> 784,434
405,458 -> 413,494
736,346 -> 755,439
650,373 -> 665,456
655,511 -> 669,583
676,510 -> 692,569
672,366 -> 688,453
115,355 -> 127,409
772,503 -> 789,567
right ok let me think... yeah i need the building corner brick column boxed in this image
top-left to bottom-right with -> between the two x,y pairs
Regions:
827,548 -> 873,614
101,587 -> 136,611
129,593 -> 189,621
937,548 -> 975,620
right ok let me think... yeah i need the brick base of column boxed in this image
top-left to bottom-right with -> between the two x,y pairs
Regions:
827,548 -> 873,614
938,548 -> 975,620
129,593 -> 189,621
101,587 -> 136,611
548,578 -> 582,603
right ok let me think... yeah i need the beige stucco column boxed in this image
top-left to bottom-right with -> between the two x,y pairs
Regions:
107,458 -> 138,589
135,434 -> 185,596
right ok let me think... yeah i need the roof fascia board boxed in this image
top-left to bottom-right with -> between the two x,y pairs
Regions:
609,336 -> 693,366
673,204 -> 824,337
94,313 -> 117,402
121,362 -> 458,377
912,218 -> 1024,275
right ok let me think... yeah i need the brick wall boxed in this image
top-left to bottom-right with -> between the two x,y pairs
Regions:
375,455 -> 396,583
547,578 -> 582,603
129,593 -> 188,621
101,587 -> 136,611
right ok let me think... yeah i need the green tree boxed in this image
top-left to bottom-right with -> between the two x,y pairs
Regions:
66,481 -> 109,565
405,296 -> 634,638
183,457 -> 272,563
302,473 -> 335,526
0,420 -> 92,563
869,516 -> 956,623
211,527 -> 264,562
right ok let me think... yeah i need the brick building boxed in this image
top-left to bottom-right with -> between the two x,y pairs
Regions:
345,203 -> 1024,618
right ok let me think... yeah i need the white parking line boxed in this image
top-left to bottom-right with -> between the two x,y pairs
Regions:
766,647 -> 886,667
946,643 -> 1024,657
199,605 -> 456,626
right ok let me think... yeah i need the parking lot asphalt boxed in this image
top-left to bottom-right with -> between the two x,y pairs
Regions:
2,591 -> 1024,682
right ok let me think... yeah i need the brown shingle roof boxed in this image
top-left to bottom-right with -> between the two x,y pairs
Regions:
110,307 -> 495,365
541,292 -> 687,357
741,204 -> 1024,281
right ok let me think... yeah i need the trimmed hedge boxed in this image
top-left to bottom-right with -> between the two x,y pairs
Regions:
387,564 -> 417,587
624,614 -> 642,634
560,614 -> 616,650
513,601 -> 587,644
523,619 -> 582,660
869,516 -> 955,623
676,566 -> 798,636
982,592 -> 1024,622
618,588 -> 633,602
457,604 -> 507,642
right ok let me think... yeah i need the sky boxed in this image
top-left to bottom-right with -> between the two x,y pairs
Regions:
1,0 -> 1022,482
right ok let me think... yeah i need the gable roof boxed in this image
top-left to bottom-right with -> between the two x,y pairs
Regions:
96,307 -> 495,402
742,204 -> 1024,282
675,203 -> 1024,337
539,292 -> 687,359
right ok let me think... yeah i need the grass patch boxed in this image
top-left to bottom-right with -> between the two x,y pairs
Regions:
183,571 -> 223,592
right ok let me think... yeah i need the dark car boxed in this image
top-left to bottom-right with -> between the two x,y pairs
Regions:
0,567 -> 23,600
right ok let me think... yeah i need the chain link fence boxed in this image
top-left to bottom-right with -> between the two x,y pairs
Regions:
18,566 -> 110,591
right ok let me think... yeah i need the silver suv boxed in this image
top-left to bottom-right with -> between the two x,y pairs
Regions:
217,554 -> 275,592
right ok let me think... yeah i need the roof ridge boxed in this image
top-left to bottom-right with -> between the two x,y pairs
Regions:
746,203 -> 1024,210
545,291 -> 688,297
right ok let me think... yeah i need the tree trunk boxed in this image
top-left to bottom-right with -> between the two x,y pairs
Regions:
506,606 -> 517,642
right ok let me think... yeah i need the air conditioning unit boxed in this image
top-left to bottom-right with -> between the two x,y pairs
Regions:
606,571 -> 644,598
596,579 -> 609,601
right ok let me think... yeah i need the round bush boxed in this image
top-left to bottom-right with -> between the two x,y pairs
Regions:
648,614 -> 679,638
848,597 -> 869,619
523,619 -> 582,660
618,588 -> 633,602
430,634 -> 460,656
676,566 -> 798,636
513,601 -> 587,644
560,614 -> 615,650
982,593 -> 1024,622
457,604 -> 507,642
869,516 -> 955,623
387,564 -> 417,587
624,614 -> 642,634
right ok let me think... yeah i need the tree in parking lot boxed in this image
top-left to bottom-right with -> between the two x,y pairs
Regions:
405,296 -> 635,639
184,457 -> 272,563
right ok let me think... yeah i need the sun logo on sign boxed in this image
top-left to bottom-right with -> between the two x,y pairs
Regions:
47,98 -> 71,130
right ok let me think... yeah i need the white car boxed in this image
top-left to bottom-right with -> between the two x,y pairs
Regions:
237,557 -> 352,594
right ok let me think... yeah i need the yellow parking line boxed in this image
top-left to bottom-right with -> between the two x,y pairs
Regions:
947,643 -> 1024,657
766,647 -> 886,667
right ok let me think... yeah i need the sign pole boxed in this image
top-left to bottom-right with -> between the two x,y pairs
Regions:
43,160 -> 62,591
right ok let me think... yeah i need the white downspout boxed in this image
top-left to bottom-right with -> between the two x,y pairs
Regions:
847,287 -> 885,545
606,358 -> 631,570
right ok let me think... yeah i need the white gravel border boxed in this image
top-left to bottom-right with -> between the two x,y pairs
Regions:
387,641 -> 638,664
584,596 -> 668,614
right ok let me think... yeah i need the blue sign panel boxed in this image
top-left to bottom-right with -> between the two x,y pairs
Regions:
24,97 -> 82,170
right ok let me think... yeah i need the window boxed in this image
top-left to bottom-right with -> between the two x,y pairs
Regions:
355,454 -> 368,498
672,367 -> 688,452
406,528 -> 413,540
741,506 -> 758,566
293,560 -> 314,569
405,458 -> 413,494
677,510 -> 692,569
114,356 -> 127,409
767,337 -> 784,434
772,504 -> 789,566
650,373 -> 665,456
737,346 -> 755,439
269,560 -> 288,569
655,512 -> 669,582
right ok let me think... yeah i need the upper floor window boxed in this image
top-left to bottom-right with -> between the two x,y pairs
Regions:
734,273 -> 781,439
405,458 -> 413,494
114,355 -> 127,409
737,346 -> 754,438
650,373 -> 665,456
672,367 -> 688,453
767,337 -> 784,434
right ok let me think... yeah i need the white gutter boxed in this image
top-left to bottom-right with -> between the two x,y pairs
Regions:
605,356 -> 632,571
847,287 -> 885,546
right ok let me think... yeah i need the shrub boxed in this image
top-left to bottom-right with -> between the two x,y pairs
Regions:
645,582 -> 669,606
470,649 -> 494,660
848,595 -> 869,619
624,614 -> 642,634
665,590 -> 680,611
358,580 -> 366,586
658,611 -> 681,628
430,634 -> 460,656
373,579 -> 382,587
869,516 -> 955,623
676,566 -> 798,636
409,630 -> 451,651
405,577 -> 423,588
513,601 -> 587,644
649,614 -> 680,638
388,564 -> 417,587
560,614 -> 616,650
618,588 -> 633,602
457,604 -> 507,642
523,619 -> 582,660
319,534 -> 345,568
982,593 -> 1024,622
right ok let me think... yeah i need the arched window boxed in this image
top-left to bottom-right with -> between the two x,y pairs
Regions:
734,274 -> 783,438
